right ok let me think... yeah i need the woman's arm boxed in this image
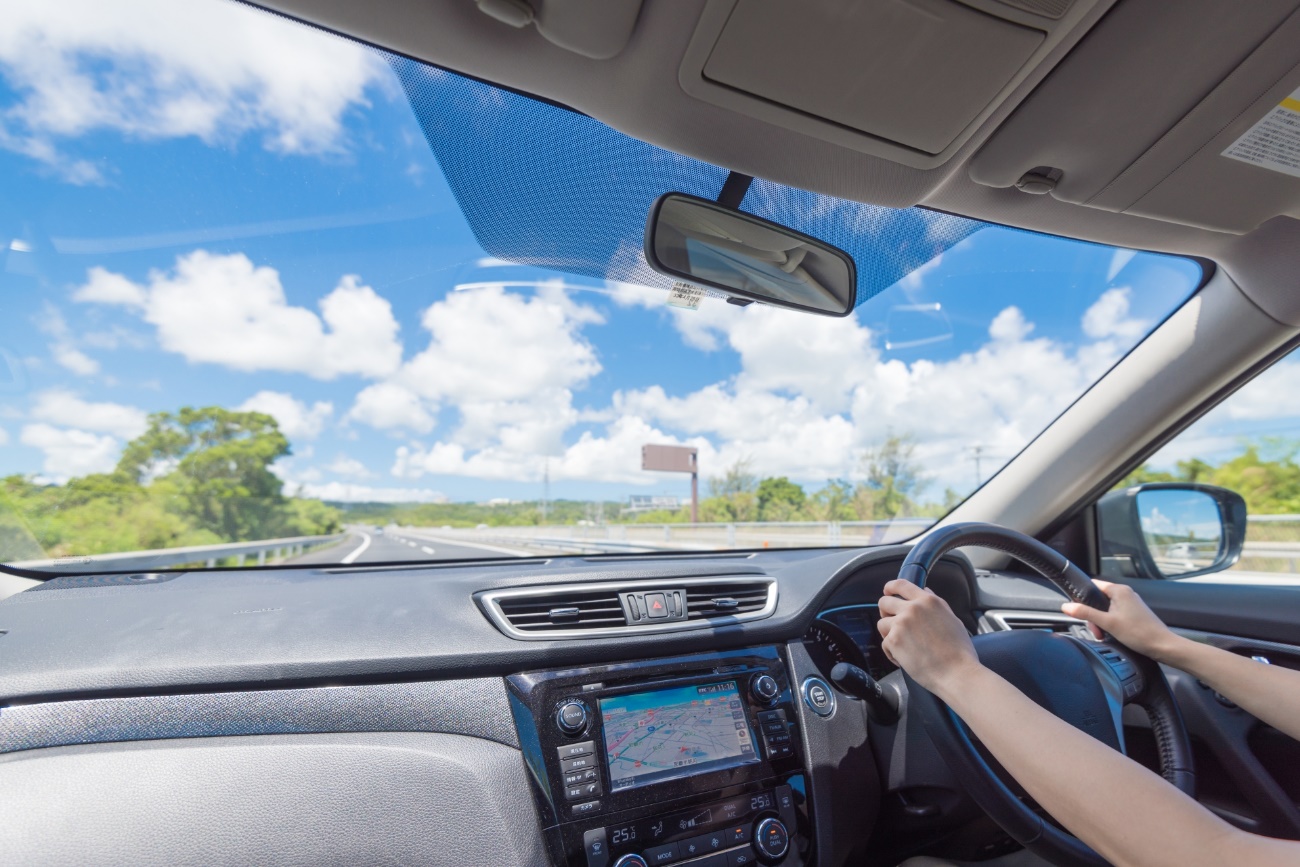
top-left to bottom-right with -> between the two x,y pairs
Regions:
1062,580 -> 1300,741
878,579 -> 1299,867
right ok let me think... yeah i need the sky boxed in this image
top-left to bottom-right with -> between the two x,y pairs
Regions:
0,0 -> 1249,509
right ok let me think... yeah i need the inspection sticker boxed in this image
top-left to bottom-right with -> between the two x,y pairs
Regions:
666,281 -> 705,310
1221,85 -> 1300,179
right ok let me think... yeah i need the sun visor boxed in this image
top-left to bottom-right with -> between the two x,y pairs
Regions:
969,0 -> 1300,234
388,57 -> 984,307
677,0 -> 1115,168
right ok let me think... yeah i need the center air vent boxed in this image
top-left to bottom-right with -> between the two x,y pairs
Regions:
478,577 -> 777,640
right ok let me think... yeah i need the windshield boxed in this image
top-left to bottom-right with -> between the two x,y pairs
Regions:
0,0 -> 1202,572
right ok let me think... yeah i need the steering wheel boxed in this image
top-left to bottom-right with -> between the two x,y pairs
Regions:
896,523 -> 1195,867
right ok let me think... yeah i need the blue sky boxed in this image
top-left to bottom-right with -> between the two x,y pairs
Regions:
0,0 -> 1216,506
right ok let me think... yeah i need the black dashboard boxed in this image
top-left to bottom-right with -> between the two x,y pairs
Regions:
0,544 -> 982,867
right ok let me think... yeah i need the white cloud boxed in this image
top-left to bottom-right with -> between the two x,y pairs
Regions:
37,305 -> 99,376
238,390 -> 333,440
19,423 -> 119,480
0,0 -> 389,181
345,382 -> 435,434
291,480 -> 448,504
30,389 -> 147,439
75,251 -> 402,379
988,306 -> 1034,342
1082,287 -> 1147,339
326,455 -> 373,478
399,283 -> 602,403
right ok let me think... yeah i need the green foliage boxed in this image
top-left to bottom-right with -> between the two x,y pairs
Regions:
756,477 -> 806,521
0,406 -> 341,562
704,459 -> 759,522
855,434 -> 928,520
1116,439 -> 1300,515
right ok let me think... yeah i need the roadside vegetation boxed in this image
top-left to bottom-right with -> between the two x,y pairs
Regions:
0,407 -> 342,561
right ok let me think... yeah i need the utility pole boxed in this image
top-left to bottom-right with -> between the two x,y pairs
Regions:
969,445 -> 991,486
541,460 -> 549,524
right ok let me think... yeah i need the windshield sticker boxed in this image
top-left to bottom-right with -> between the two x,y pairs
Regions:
667,282 -> 705,310
1221,85 -> 1300,179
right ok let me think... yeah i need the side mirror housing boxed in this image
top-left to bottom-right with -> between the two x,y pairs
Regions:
1097,483 -> 1247,580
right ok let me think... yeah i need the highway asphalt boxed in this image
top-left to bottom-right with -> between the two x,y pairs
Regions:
286,528 -> 525,566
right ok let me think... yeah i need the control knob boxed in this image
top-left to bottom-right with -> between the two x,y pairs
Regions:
754,816 -> 790,861
556,700 -> 588,736
750,673 -> 779,704
613,855 -> 648,867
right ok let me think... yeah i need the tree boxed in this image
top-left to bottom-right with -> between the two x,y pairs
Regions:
807,479 -> 856,522
705,459 -> 759,522
757,477 -> 806,521
118,407 -> 292,541
856,433 -> 928,519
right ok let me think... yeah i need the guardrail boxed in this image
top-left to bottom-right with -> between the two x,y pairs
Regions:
11,533 -> 346,573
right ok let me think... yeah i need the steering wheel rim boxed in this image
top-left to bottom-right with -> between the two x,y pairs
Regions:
897,522 -> 1195,867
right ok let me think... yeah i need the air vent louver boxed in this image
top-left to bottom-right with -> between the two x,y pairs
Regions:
480,577 -> 777,640
988,612 -> 1086,635
496,588 -> 624,634
685,581 -> 771,620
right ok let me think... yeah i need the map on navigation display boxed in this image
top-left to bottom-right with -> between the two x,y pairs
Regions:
601,680 -> 758,791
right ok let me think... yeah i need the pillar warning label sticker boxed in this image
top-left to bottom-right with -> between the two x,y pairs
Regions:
1222,86 -> 1300,178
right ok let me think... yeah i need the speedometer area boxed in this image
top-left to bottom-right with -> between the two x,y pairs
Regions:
802,618 -> 870,681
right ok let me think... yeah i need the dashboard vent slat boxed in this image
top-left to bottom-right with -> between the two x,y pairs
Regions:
480,577 -> 777,640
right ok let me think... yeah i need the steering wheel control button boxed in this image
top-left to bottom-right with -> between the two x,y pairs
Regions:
557,700 -> 589,736
583,828 -> 610,867
749,673 -> 779,703
753,817 -> 790,861
801,676 -> 836,717
643,841 -> 678,864
612,855 -> 648,867
558,740 -> 594,760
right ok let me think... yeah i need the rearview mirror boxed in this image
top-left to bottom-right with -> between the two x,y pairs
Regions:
1097,483 -> 1247,580
644,193 -> 857,316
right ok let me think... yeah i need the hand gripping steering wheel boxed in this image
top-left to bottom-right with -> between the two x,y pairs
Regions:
896,523 -> 1195,867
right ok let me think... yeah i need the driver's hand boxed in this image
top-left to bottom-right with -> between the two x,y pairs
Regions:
878,579 -> 981,697
1061,580 -> 1181,662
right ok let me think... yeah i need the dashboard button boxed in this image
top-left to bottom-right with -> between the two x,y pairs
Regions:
754,817 -> 789,861
724,823 -> 751,844
572,800 -> 603,818
643,841 -> 678,865
750,674 -> 779,703
775,785 -> 796,828
801,676 -> 836,717
561,754 -> 597,773
728,849 -> 758,866
558,740 -> 595,760
564,768 -> 599,786
558,701 -> 589,736
612,855 -> 648,867
584,828 -> 610,867
645,593 -> 669,619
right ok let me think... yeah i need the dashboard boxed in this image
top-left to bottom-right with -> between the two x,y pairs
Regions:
0,544 -> 982,867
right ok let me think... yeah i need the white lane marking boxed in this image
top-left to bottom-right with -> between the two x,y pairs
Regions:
420,546 -> 435,555
405,534 -> 536,557
341,532 -> 372,565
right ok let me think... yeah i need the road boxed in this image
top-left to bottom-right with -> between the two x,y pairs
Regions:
285,527 -> 529,566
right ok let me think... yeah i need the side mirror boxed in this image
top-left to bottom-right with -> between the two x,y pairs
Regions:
1097,483 -> 1247,580
644,193 -> 857,316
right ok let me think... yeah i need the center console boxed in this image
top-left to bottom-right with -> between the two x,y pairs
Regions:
508,646 -> 811,867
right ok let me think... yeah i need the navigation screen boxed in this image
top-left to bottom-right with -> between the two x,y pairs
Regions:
601,680 -> 758,792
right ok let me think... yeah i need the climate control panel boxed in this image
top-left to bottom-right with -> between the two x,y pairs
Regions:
583,785 -> 799,867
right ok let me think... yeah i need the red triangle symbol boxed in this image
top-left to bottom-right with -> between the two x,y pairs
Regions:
652,600 -> 663,610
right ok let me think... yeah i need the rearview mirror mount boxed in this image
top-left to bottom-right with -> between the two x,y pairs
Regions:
644,193 -> 857,316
